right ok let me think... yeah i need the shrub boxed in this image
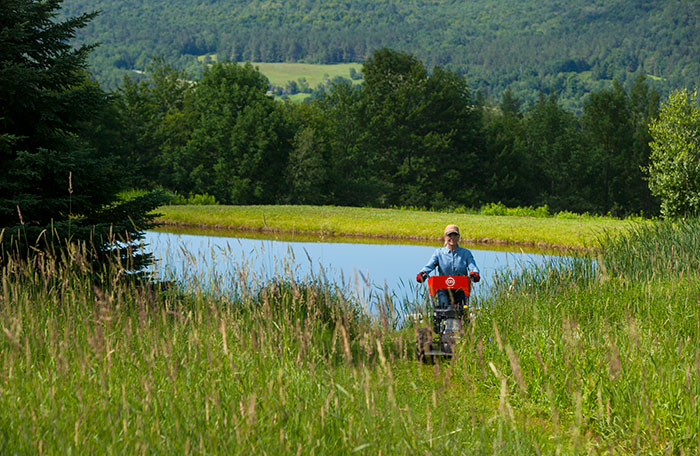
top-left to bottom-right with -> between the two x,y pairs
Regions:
479,202 -> 551,217
170,192 -> 219,205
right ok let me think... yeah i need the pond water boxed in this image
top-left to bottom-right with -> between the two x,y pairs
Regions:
144,228 -> 561,312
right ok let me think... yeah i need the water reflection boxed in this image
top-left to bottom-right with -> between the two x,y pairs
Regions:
151,225 -> 561,254
145,229 -> 558,311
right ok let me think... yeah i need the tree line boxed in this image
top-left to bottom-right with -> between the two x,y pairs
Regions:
114,50 -> 662,216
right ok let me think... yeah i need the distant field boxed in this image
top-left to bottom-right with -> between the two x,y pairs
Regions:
197,55 -> 363,89
249,62 -> 362,88
284,93 -> 313,102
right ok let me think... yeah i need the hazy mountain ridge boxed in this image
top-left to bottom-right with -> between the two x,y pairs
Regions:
61,0 -> 699,107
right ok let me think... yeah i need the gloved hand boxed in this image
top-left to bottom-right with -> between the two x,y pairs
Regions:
416,271 -> 428,283
469,271 -> 481,283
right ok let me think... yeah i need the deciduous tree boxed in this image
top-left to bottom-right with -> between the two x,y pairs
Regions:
171,62 -> 294,204
360,48 -> 481,208
647,89 -> 700,218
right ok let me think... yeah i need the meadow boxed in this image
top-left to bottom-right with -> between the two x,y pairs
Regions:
196,57 -> 363,90
155,204 -> 634,250
1,217 -> 699,453
246,62 -> 362,89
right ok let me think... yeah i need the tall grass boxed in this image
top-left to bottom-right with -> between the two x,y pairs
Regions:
596,218 -> 700,281
2,220 -> 699,453
458,219 -> 700,453
0,242 -> 558,454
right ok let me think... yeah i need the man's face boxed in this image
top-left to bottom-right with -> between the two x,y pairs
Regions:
444,233 -> 460,249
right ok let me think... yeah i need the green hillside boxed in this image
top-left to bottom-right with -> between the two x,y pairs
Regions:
60,0 -> 700,108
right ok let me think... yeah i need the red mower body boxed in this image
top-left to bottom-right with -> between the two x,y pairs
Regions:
427,275 -> 471,297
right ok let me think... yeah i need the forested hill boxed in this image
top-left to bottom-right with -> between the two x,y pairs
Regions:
61,0 -> 699,108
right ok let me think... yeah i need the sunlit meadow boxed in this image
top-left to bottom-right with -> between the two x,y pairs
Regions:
1,219 -> 698,454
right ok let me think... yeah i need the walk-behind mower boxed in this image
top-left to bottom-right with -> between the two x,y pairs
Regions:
416,275 -> 472,362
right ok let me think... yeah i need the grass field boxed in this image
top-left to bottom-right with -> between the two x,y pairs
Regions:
247,62 -> 363,88
2,219 -> 699,453
284,92 -> 313,102
155,205 -> 633,250
196,56 -> 363,89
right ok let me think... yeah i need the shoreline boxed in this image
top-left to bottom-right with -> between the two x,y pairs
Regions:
155,219 -> 589,252
152,204 -> 632,252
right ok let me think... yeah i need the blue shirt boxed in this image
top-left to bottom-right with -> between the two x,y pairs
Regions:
421,246 -> 479,277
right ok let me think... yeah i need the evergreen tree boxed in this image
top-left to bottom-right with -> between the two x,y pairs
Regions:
479,89 -> 534,206
581,77 -> 659,215
627,75 -> 660,215
0,0 -> 165,266
303,79 -> 382,206
582,81 -> 634,214
522,93 -> 588,211
286,126 -> 329,205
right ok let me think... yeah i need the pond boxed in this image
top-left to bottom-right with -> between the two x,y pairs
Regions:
144,227 -> 563,313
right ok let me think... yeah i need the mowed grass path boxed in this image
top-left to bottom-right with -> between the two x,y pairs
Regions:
156,205 -> 632,249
